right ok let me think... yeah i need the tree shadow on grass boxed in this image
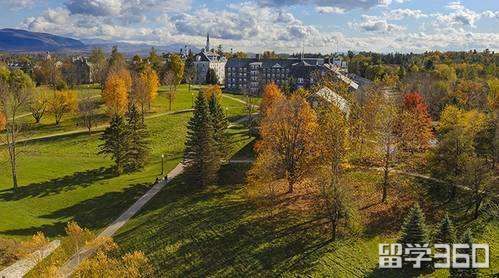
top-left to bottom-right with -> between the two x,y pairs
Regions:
1,182 -> 150,238
114,173 -> 335,277
0,167 -> 115,201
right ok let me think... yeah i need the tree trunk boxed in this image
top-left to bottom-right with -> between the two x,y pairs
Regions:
474,198 -> 481,219
382,145 -> 390,203
331,216 -> 337,241
287,180 -> 294,194
7,129 -> 18,191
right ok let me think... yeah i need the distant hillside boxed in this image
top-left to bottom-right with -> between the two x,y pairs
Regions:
81,39 -> 200,56
0,28 -> 85,52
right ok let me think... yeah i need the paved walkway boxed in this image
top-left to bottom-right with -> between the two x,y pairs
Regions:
0,240 -> 60,278
59,163 -> 184,277
369,167 -> 498,199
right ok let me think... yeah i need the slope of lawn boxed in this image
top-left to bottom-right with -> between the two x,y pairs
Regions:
114,160 -> 498,276
0,93 -> 248,239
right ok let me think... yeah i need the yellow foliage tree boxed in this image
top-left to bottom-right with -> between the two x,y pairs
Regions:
48,90 -> 77,125
259,82 -> 284,117
141,65 -> 159,111
250,93 -> 318,194
201,85 -> 222,101
30,89 -> 50,123
102,70 -> 130,115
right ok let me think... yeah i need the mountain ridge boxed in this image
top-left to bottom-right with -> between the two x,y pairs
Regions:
0,28 -> 200,55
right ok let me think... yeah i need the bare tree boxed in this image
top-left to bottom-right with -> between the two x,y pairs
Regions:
375,97 -> 399,203
163,70 -> 176,111
30,89 -> 49,123
78,96 -> 99,135
0,69 -> 34,191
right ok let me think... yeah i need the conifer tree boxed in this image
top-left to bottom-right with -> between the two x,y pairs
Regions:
183,92 -> 220,186
434,214 -> 457,244
399,204 -> 429,245
435,214 -> 457,269
208,94 -> 229,159
99,116 -> 129,175
451,230 -> 477,277
125,104 -> 150,171
398,204 -> 430,271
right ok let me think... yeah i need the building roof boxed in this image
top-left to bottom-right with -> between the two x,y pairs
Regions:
313,87 -> 350,115
195,51 -> 226,63
226,57 -> 324,68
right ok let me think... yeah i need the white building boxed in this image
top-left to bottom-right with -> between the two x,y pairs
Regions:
193,33 -> 226,84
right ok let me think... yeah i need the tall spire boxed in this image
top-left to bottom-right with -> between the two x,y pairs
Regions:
205,33 -> 210,52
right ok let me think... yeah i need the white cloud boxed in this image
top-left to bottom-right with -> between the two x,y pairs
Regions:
64,0 -> 191,24
0,0 -> 41,10
257,0 -> 394,11
316,6 -> 345,14
434,2 -> 481,27
350,15 -> 405,33
15,0 -> 499,53
482,10 -> 499,20
385,9 -> 427,20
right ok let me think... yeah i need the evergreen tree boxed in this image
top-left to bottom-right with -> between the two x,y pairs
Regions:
99,115 -> 129,175
399,204 -> 429,244
451,230 -> 477,277
434,214 -> 457,244
205,68 -> 218,85
435,214 -> 457,269
125,104 -> 150,171
398,204 -> 430,271
208,94 -> 229,159
183,92 -> 220,186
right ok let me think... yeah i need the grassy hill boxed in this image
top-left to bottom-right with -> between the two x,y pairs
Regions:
113,158 -> 498,276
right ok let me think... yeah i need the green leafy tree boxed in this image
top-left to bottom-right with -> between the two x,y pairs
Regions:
99,116 -> 129,175
183,92 -> 220,186
208,94 -> 229,159
125,104 -> 150,171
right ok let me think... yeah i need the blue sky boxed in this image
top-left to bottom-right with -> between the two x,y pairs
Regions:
0,0 -> 497,53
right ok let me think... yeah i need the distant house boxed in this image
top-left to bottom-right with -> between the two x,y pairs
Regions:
193,34 -> 226,84
71,56 -> 93,84
309,86 -> 350,117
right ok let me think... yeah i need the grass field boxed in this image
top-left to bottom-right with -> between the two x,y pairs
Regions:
0,85 -> 249,239
13,84 -> 247,138
113,161 -> 498,277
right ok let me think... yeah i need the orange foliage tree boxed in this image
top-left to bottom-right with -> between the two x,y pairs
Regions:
259,83 -> 284,117
251,93 -> 318,193
398,92 -> 434,152
102,70 -> 131,115
0,112 -> 5,131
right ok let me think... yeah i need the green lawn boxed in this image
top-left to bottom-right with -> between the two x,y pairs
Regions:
0,90 -> 248,239
13,84 -> 247,139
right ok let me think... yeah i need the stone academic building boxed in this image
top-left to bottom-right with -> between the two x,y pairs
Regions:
225,56 -> 330,95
